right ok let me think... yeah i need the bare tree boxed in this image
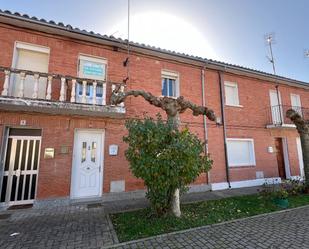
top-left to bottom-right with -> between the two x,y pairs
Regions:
286,109 -> 309,187
111,87 -> 216,217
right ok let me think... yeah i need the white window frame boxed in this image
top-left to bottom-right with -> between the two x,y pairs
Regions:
224,81 -> 241,107
226,138 -> 256,167
78,54 -> 107,81
161,70 -> 180,98
269,89 -> 283,124
76,54 -> 107,104
12,41 -> 50,69
10,41 -> 50,96
290,93 -> 302,115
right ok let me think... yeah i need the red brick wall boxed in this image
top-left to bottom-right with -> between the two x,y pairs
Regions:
0,23 -> 308,200
222,73 -> 307,182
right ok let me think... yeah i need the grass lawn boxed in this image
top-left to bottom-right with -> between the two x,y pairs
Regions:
111,193 -> 309,242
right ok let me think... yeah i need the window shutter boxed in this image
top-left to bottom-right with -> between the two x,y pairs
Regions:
227,139 -> 256,166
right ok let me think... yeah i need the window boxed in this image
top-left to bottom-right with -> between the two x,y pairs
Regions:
12,42 -> 50,98
224,81 -> 240,106
161,70 -> 179,97
81,142 -> 87,163
77,84 -> 103,97
269,90 -> 283,124
290,94 -> 302,116
91,142 -> 96,163
78,55 -> 107,81
76,55 -> 107,103
227,139 -> 256,167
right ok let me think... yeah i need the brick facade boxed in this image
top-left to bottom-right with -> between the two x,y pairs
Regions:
0,14 -> 308,204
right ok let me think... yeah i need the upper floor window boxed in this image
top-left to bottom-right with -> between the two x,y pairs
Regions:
161,70 -> 179,98
290,94 -> 302,116
78,55 -> 107,81
11,42 -> 50,99
224,81 -> 240,106
76,55 -> 107,104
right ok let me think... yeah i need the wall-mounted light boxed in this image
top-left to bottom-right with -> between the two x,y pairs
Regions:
215,117 -> 222,125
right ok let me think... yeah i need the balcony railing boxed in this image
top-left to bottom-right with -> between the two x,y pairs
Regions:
267,105 -> 309,127
0,66 -> 125,117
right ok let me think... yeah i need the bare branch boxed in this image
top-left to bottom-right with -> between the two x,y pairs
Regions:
286,109 -> 309,133
177,96 -> 216,121
111,89 -> 216,121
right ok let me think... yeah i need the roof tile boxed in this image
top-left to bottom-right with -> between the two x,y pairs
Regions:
0,9 -> 307,86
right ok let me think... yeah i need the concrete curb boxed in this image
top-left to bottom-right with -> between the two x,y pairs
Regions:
106,214 -> 119,244
102,204 -> 309,248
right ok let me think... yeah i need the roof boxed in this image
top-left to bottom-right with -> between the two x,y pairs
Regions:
0,9 -> 308,89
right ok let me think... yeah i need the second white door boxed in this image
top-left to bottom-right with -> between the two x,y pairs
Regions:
269,90 -> 282,124
296,137 -> 304,179
71,130 -> 103,199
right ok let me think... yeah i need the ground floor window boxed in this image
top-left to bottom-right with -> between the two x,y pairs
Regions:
227,138 -> 256,167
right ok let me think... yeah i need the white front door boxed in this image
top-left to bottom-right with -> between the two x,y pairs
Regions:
71,130 -> 103,199
269,90 -> 282,124
296,137 -> 305,179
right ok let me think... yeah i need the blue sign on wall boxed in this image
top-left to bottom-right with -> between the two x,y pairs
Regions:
83,61 -> 105,77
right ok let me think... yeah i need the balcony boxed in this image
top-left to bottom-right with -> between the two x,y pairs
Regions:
266,105 -> 309,129
0,66 -> 125,118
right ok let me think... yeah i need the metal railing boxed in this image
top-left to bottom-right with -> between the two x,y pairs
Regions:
268,105 -> 309,126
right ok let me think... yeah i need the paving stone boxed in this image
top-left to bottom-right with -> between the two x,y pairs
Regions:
0,206 -> 118,248
1,187 -> 308,249
104,206 -> 309,249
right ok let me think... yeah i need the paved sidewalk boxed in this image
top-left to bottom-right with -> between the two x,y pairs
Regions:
0,205 -> 118,249
104,205 -> 309,249
0,187 -> 262,249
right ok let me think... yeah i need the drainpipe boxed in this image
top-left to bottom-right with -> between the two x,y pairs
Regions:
201,66 -> 210,184
0,126 -> 9,197
219,71 -> 231,188
275,85 -> 283,125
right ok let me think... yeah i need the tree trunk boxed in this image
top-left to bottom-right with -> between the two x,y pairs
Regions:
171,188 -> 181,217
110,89 -> 216,217
286,109 -> 309,186
167,114 -> 181,217
300,132 -> 309,186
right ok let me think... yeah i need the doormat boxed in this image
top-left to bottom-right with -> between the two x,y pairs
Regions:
7,204 -> 33,210
0,213 -> 11,220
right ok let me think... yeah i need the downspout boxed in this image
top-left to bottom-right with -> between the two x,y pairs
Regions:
0,126 -> 9,199
201,66 -> 210,184
275,85 -> 283,125
219,71 -> 231,188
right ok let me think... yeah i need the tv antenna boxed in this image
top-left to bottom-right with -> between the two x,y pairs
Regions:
304,49 -> 309,58
265,33 -> 276,75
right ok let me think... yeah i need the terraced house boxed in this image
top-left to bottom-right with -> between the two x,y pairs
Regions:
0,10 -> 308,209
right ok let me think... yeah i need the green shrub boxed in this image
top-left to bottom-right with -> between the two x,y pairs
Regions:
272,188 -> 289,199
123,114 -> 212,216
282,178 -> 306,195
259,178 -> 305,200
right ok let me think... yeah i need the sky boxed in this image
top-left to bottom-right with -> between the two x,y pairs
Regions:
1,0 -> 309,82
